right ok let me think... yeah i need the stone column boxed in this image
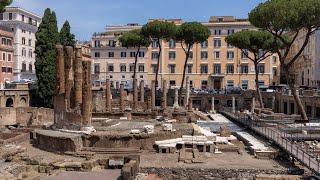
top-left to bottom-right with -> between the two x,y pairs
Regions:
74,47 -> 83,107
161,80 -> 167,110
133,78 -> 138,111
151,81 -> 156,109
55,45 -> 65,95
184,76 -> 190,108
211,96 -> 215,113
140,80 -> 145,103
105,79 -> 111,112
120,84 -> 125,112
232,96 -> 236,113
188,97 -> 193,111
64,46 -> 74,110
251,97 -> 255,113
81,60 -> 92,127
271,95 -> 275,112
174,87 -> 179,108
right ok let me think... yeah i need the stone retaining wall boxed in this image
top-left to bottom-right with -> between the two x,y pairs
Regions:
140,167 -> 288,180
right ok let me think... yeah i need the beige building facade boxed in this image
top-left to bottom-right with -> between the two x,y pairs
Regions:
91,16 -> 279,90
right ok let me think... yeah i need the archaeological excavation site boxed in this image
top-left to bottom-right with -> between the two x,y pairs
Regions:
0,44 -> 319,180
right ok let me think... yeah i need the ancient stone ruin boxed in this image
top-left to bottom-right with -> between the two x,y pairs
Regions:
53,45 -> 93,131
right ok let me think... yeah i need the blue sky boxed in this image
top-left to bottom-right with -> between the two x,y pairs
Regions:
12,0 -> 264,41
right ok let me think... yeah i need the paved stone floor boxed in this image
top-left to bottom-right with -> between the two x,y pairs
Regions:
45,169 -> 121,180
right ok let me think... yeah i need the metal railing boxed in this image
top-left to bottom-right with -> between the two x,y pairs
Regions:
220,108 -> 320,175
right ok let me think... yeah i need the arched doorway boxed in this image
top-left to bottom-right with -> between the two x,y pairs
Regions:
19,97 -> 27,107
6,98 -> 14,107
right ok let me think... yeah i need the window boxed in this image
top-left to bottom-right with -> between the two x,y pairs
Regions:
138,51 -> 145,57
120,64 -> 126,72
258,64 -> 265,74
241,80 -> 248,90
227,80 -> 234,88
226,64 -> 234,74
2,67 -> 5,72
108,40 -> 116,47
169,65 -> 175,74
227,51 -> 234,59
169,80 -> 176,86
201,40 -> 208,48
2,38 -> 6,45
187,65 -> 193,74
214,29 -> 221,35
121,52 -> 126,58
152,52 -> 158,59
152,39 -> 158,48
94,64 -> 100,74
152,64 -> 157,73
201,80 -> 208,89
214,51 -> 220,59
241,64 -> 249,74
2,53 -> 5,61
22,29 -> 26,33
22,62 -> 26,72
273,67 -> 277,76
108,52 -> 114,57
28,39 -> 32,46
28,49 -> 33,58
241,50 -> 248,59
130,52 -> 135,57
258,80 -> 265,88
140,75 -> 143,79
7,39 -> 11,46
272,56 -> 277,63
94,52 -> 100,58
200,65 -> 208,74
169,39 -> 176,48
227,29 -> 235,35
28,17 -> 32,25
188,52 -> 193,59
189,80 -> 193,88
214,39 -> 221,48
9,13 -> 12,20
21,15 -> 24,22
22,48 -> 26,56
29,64 -> 32,72
201,51 -> 208,59
108,65 -> 114,72
129,64 -> 135,72
22,37 -> 26,45
169,51 -> 176,60
214,64 -> 221,74
0,13 -> 3,20
94,40 -> 100,47
8,54 -> 11,61
138,64 -> 144,72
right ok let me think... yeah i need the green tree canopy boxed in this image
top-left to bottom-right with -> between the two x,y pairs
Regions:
59,20 -> 75,47
119,29 -> 150,48
34,8 -> 59,107
176,22 -> 210,48
141,20 -> 177,42
0,0 -> 12,11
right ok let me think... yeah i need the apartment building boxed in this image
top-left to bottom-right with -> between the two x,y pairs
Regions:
0,7 -> 41,81
91,23 -> 148,89
0,25 -> 14,84
92,16 -> 279,90
289,29 -> 320,88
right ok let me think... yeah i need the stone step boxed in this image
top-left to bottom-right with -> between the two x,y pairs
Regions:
80,147 -> 141,154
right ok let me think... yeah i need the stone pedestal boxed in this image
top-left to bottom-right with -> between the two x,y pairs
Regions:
125,108 -> 132,121
133,78 -> 138,111
184,76 -> 190,108
232,96 -> 236,113
173,88 -> 179,108
140,80 -> 144,103
151,81 -> 156,110
105,79 -> 111,112
120,84 -> 125,112
161,80 -> 167,110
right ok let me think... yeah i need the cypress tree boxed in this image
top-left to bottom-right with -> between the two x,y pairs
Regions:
34,8 -> 59,107
60,20 -> 75,46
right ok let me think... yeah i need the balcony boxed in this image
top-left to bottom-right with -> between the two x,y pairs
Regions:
210,73 -> 225,78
